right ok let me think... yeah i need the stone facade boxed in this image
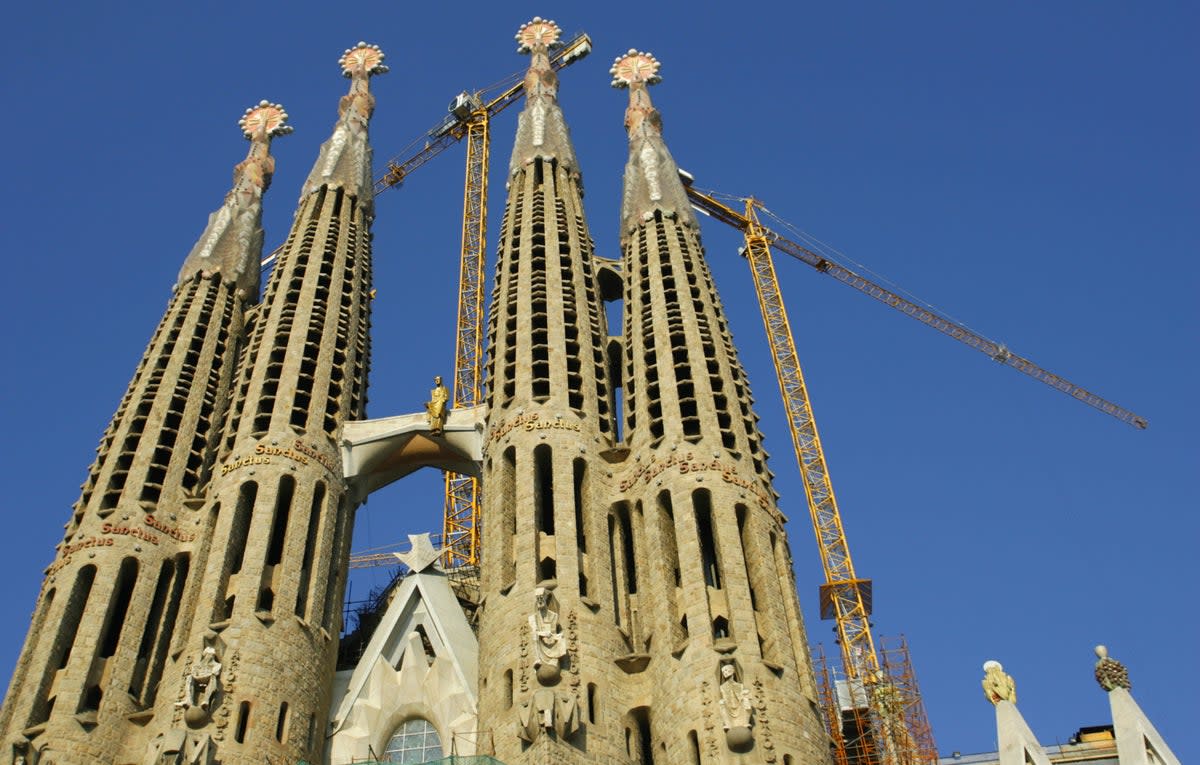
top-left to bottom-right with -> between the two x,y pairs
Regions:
475,29 -> 830,765
1,23 -> 833,765
132,45 -> 386,765
0,47 -> 386,765
0,101 -> 289,765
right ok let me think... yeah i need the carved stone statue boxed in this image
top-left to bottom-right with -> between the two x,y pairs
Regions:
528,587 -> 567,683
177,646 -> 222,721
718,662 -> 754,750
981,660 -> 1016,705
426,376 -> 449,435
1093,645 -> 1131,691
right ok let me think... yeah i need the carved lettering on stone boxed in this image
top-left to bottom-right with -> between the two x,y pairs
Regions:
212,650 -> 238,742
700,680 -> 719,760
519,622 -> 530,693
567,608 -> 580,692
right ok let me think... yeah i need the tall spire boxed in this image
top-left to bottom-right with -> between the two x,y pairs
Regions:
612,49 -> 696,235
177,101 -> 291,296
302,42 -> 388,203
509,17 -> 579,175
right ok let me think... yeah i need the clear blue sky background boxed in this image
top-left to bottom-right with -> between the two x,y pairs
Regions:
1,2 -> 1195,760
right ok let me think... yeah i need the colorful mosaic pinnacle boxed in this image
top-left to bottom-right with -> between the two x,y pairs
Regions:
238,100 -> 292,140
516,16 -> 562,53
610,49 -> 662,88
340,41 -> 389,78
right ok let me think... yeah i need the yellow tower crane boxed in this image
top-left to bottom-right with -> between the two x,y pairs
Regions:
681,184 -> 1144,765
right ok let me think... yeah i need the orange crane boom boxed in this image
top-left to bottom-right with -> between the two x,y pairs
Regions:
683,184 -> 1147,430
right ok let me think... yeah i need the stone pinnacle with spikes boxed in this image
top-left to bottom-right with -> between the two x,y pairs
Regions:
302,43 -> 388,199
611,49 -> 663,137
516,17 -> 562,101
235,100 -> 291,194
177,100 -> 291,292
336,42 -> 388,128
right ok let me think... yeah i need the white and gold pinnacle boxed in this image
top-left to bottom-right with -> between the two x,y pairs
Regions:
178,100 -> 291,293
303,42 -> 387,200
239,100 -> 293,140
509,18 -> 578,174
613,49 -> 695,233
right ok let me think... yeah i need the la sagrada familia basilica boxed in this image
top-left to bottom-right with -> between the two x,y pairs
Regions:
0,17 -> 1180,765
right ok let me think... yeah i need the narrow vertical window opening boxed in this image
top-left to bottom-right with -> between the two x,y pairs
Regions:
276,701 -> 289,742
235,701 -> 251,743
534,445 -> 554,535
694,490 -> 722,589
98,557 -> 138,658
295,482 -> 326,618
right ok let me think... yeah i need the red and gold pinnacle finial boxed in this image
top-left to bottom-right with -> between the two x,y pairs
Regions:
516,17 -> 562,54
612,50 -> 663,136
340,42 -> 389,79
239,101 -> 293,141
610,49 -> 662,89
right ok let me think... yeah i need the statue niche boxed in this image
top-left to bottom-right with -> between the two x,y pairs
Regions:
176,645 -> 222,726
718,660 -> 755,752
516,586 -> 579,743
528,586 -> 567,684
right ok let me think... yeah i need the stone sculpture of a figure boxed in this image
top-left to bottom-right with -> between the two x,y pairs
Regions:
718,662 -> 754,750
981,660 -> 1016,705
426,376 -> 449,435
178,646 -> 222,713
528,587 -> 567,683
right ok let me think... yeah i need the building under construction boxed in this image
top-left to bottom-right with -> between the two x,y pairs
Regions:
0,18 -> 1178,765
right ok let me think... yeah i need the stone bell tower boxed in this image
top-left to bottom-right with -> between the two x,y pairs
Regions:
476,17 -> 624,765
135,43 -> 387,765
0,98 -> 290,764
474,23 -> 830,765
601,49 -> 831,764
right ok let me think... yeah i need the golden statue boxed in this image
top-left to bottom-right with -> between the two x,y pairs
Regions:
981,660 -> 1016,705
426,375 -> 449,434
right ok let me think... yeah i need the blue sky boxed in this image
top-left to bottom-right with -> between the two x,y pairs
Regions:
2,2 -> 1196,760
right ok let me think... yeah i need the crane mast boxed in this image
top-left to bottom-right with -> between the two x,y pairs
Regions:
739,198 -> 927,765
440,110 -> 489,568
689,188 -> 945,764
738,199 -> 880,682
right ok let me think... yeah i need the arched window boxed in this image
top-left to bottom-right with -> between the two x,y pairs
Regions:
384,718 -> 442,763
